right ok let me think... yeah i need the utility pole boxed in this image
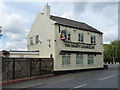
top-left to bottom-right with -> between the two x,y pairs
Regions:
0,27 -> 2,39
112,43 -> 115,64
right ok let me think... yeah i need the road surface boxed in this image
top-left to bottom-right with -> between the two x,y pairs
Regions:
27,64 -> 119,89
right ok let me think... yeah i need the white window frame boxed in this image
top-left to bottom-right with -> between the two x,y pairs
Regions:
30,37 -> 33,45
91,36 -> 96,44
76,54 -> 83,65
62,54 -> 71,66
88,54 -> 94,64
78,33 -> 84,43
36,35 -> 39,43
66,31 -> 71,41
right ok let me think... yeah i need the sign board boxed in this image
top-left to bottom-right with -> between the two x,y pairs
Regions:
60,30 -> 66,40
64,42 -> 94,49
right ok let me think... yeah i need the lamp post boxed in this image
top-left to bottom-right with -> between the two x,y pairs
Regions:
0,27 -> 2,39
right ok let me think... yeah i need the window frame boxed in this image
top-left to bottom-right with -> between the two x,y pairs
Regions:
30,37 -> 33,45
66,31 -> 71,41
88,54 -> 94,64
76,54 -> 83,65
62,53 -> 71,66
91,35 -> 96,44
78,33 -> 84,43
36,35 -> 39,44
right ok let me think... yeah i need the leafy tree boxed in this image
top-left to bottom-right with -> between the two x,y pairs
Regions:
104,40 -> 120,63
104,44 -> 112,63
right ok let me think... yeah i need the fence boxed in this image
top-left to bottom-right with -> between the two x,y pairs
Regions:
2,57 -> 53,82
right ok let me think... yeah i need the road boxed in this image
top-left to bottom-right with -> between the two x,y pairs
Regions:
3,64 -> 119,89
32,64 -> 119,89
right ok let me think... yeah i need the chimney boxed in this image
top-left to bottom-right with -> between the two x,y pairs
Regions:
44,3 -> 50,18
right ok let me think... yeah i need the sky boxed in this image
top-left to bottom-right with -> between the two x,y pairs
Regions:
0,0 -> 118,50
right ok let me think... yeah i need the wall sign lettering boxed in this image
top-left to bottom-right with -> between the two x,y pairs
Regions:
65,43 -> 94,49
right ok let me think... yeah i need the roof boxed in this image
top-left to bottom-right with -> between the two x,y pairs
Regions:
9,50 -> 39,54
50,15 -> 103,34
9,50 -> 39,52
60,50 -> 102,55
0,50 -> 39,55
9,52 -> 39,55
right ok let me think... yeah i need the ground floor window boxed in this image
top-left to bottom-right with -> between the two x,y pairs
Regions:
62,54 -> 71,65
88,54 -> 94,64
76,54 -> 83,64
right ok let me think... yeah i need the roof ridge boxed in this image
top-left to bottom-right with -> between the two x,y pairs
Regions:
50,15 -> 85,24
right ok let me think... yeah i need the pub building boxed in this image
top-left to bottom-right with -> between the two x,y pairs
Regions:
28,5 -> 103,73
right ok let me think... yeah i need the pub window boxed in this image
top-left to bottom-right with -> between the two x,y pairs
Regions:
91,36 -> 96,44
88,54 -> 94,64
36,35 -> 39,43
62,54 -> 71,65
59,25 -> 61,33
78,33 -> 84,42
76,54 -> 83,64
66,31 -> 71,41
30,37 -> 33,45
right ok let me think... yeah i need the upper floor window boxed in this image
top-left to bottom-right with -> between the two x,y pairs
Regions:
66,31 -> 71,41
30,37 -> 33,45
91,36 -> 96,44
78,33 -> 84,42
36,35 -> 39,43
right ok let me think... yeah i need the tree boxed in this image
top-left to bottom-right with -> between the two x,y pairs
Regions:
103,40 -> 120,64
104,44 -> 112,63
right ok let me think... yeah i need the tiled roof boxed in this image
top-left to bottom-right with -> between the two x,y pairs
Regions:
50,15 -> 103,34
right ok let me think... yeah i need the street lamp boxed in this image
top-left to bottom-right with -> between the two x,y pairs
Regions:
0,27 -> 2,39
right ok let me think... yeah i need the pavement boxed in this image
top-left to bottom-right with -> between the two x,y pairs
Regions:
2,64 -> 119,89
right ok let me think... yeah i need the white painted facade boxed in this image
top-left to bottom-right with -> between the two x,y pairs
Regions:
28,5 -> 103,71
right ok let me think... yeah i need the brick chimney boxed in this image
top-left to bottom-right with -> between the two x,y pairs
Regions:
44,3 -> 50,18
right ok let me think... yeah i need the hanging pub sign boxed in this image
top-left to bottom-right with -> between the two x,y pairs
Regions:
60,30 -> 67,41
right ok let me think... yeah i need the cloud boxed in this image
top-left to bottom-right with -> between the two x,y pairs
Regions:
73,2 -> 88,14
90,2 -> 117,11
0,1 -> 118,51
2,13 -> 28,34
104,30 -> 118,43
0,43 -> 2,50
0,2 -> 28,34
0,1 -> 5,11
0,2 -> 29,50
6,33 -> 26,41
62,2 -> 118,44
62,11 -> 75,20
3,39 -> 27,50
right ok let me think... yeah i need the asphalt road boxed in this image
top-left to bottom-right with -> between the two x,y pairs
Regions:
32,64 -> 119,89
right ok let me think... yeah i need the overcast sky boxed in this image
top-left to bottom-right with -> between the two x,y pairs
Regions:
0,1 -> 118,50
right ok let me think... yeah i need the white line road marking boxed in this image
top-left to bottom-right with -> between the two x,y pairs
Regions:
99,75 -> 116,81
74,84 -> 87,88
